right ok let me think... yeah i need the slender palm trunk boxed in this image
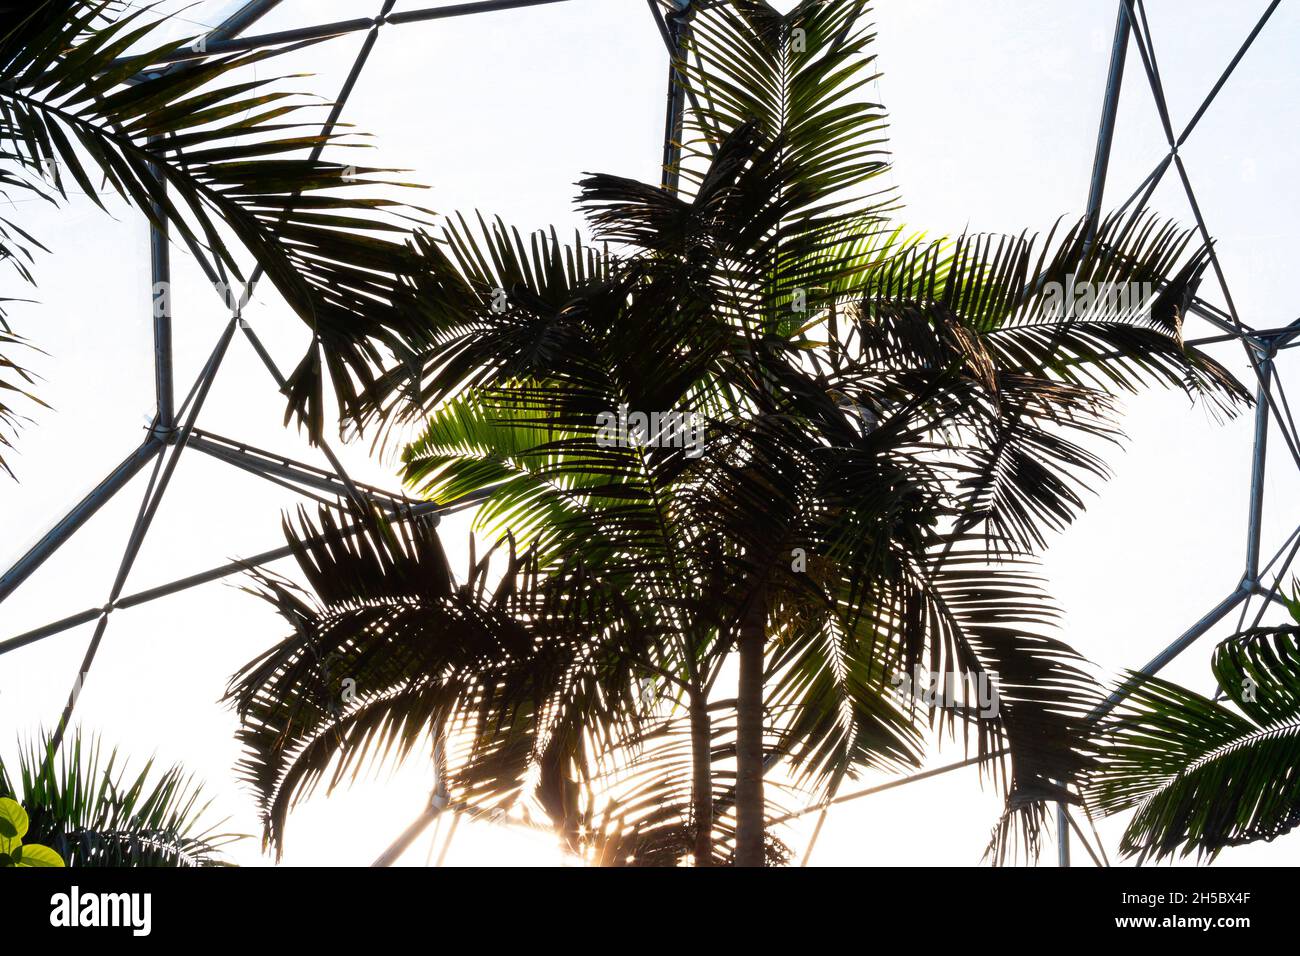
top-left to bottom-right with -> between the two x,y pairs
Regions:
734,591 -> 766,866
689,689 -> 713,866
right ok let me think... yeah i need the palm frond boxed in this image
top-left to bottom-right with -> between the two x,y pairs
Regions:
0,320 -> 46,477
843,211 -> 1248,553
679,0 -> 892,217
360,216 -> 615,437
575,707 -> 794,866
226,504 -> 659,857
0,728 -> 241,866
0,1 -> 432,444
1085,626 -> 1300,861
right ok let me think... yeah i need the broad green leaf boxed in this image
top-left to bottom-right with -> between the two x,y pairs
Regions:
15,843 -> 64,867
0,796 -> 28,840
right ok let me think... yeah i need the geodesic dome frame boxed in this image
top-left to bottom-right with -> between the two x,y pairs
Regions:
0,0 -> 1291,867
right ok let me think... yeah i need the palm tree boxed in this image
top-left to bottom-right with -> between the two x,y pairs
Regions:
1084,598 -> 1300,862
390,0 -> 1244,864
0,728 -> 241,866
0,0 -> 430,469
400,378 -> 799,865
230,0 -> 1246,865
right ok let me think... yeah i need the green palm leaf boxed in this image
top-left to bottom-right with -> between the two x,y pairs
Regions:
1086,626 -> 1300,861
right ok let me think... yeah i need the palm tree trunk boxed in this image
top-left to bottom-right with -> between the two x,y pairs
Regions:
689,689 -> 713,866
734,592 -> 766,866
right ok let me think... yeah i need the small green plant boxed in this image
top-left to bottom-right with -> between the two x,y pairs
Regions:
0,796 -> 64,867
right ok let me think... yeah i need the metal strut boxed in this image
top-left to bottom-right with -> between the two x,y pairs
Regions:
656,1 -> 696,193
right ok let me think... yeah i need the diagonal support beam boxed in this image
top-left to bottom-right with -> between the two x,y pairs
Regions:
47,319 -> 238,754
0,439 -> 163,604
238,0 -> 401,306
1089,586 -> 1250,724
1119,0 -> 1175,147
120,0 -> 577,76
769,753 -> 1000,826
1063,808 -> 1106,867
1102,0 -> 1281,263
1,0 -> 284,607
187,431 -> 413,512
1176,0 -> 1283,148
1084,3 -> 1130,227
0,490 -> 495,657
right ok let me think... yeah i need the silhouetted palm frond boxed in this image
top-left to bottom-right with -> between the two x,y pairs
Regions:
0,0 -> 431,459
225,504 -> 665,857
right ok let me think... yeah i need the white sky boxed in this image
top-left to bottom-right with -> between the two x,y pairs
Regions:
1,0 -> 1298,867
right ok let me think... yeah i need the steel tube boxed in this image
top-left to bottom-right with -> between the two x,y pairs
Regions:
1245,360 -> 1272,581
148,142 -> 175,433
658,4 -> 692,192
0,493 -> 499,656
0,440 -> 162,604
1084,3 -> 1131,225
122,0 -> 576,73
187,434 -> 410,511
